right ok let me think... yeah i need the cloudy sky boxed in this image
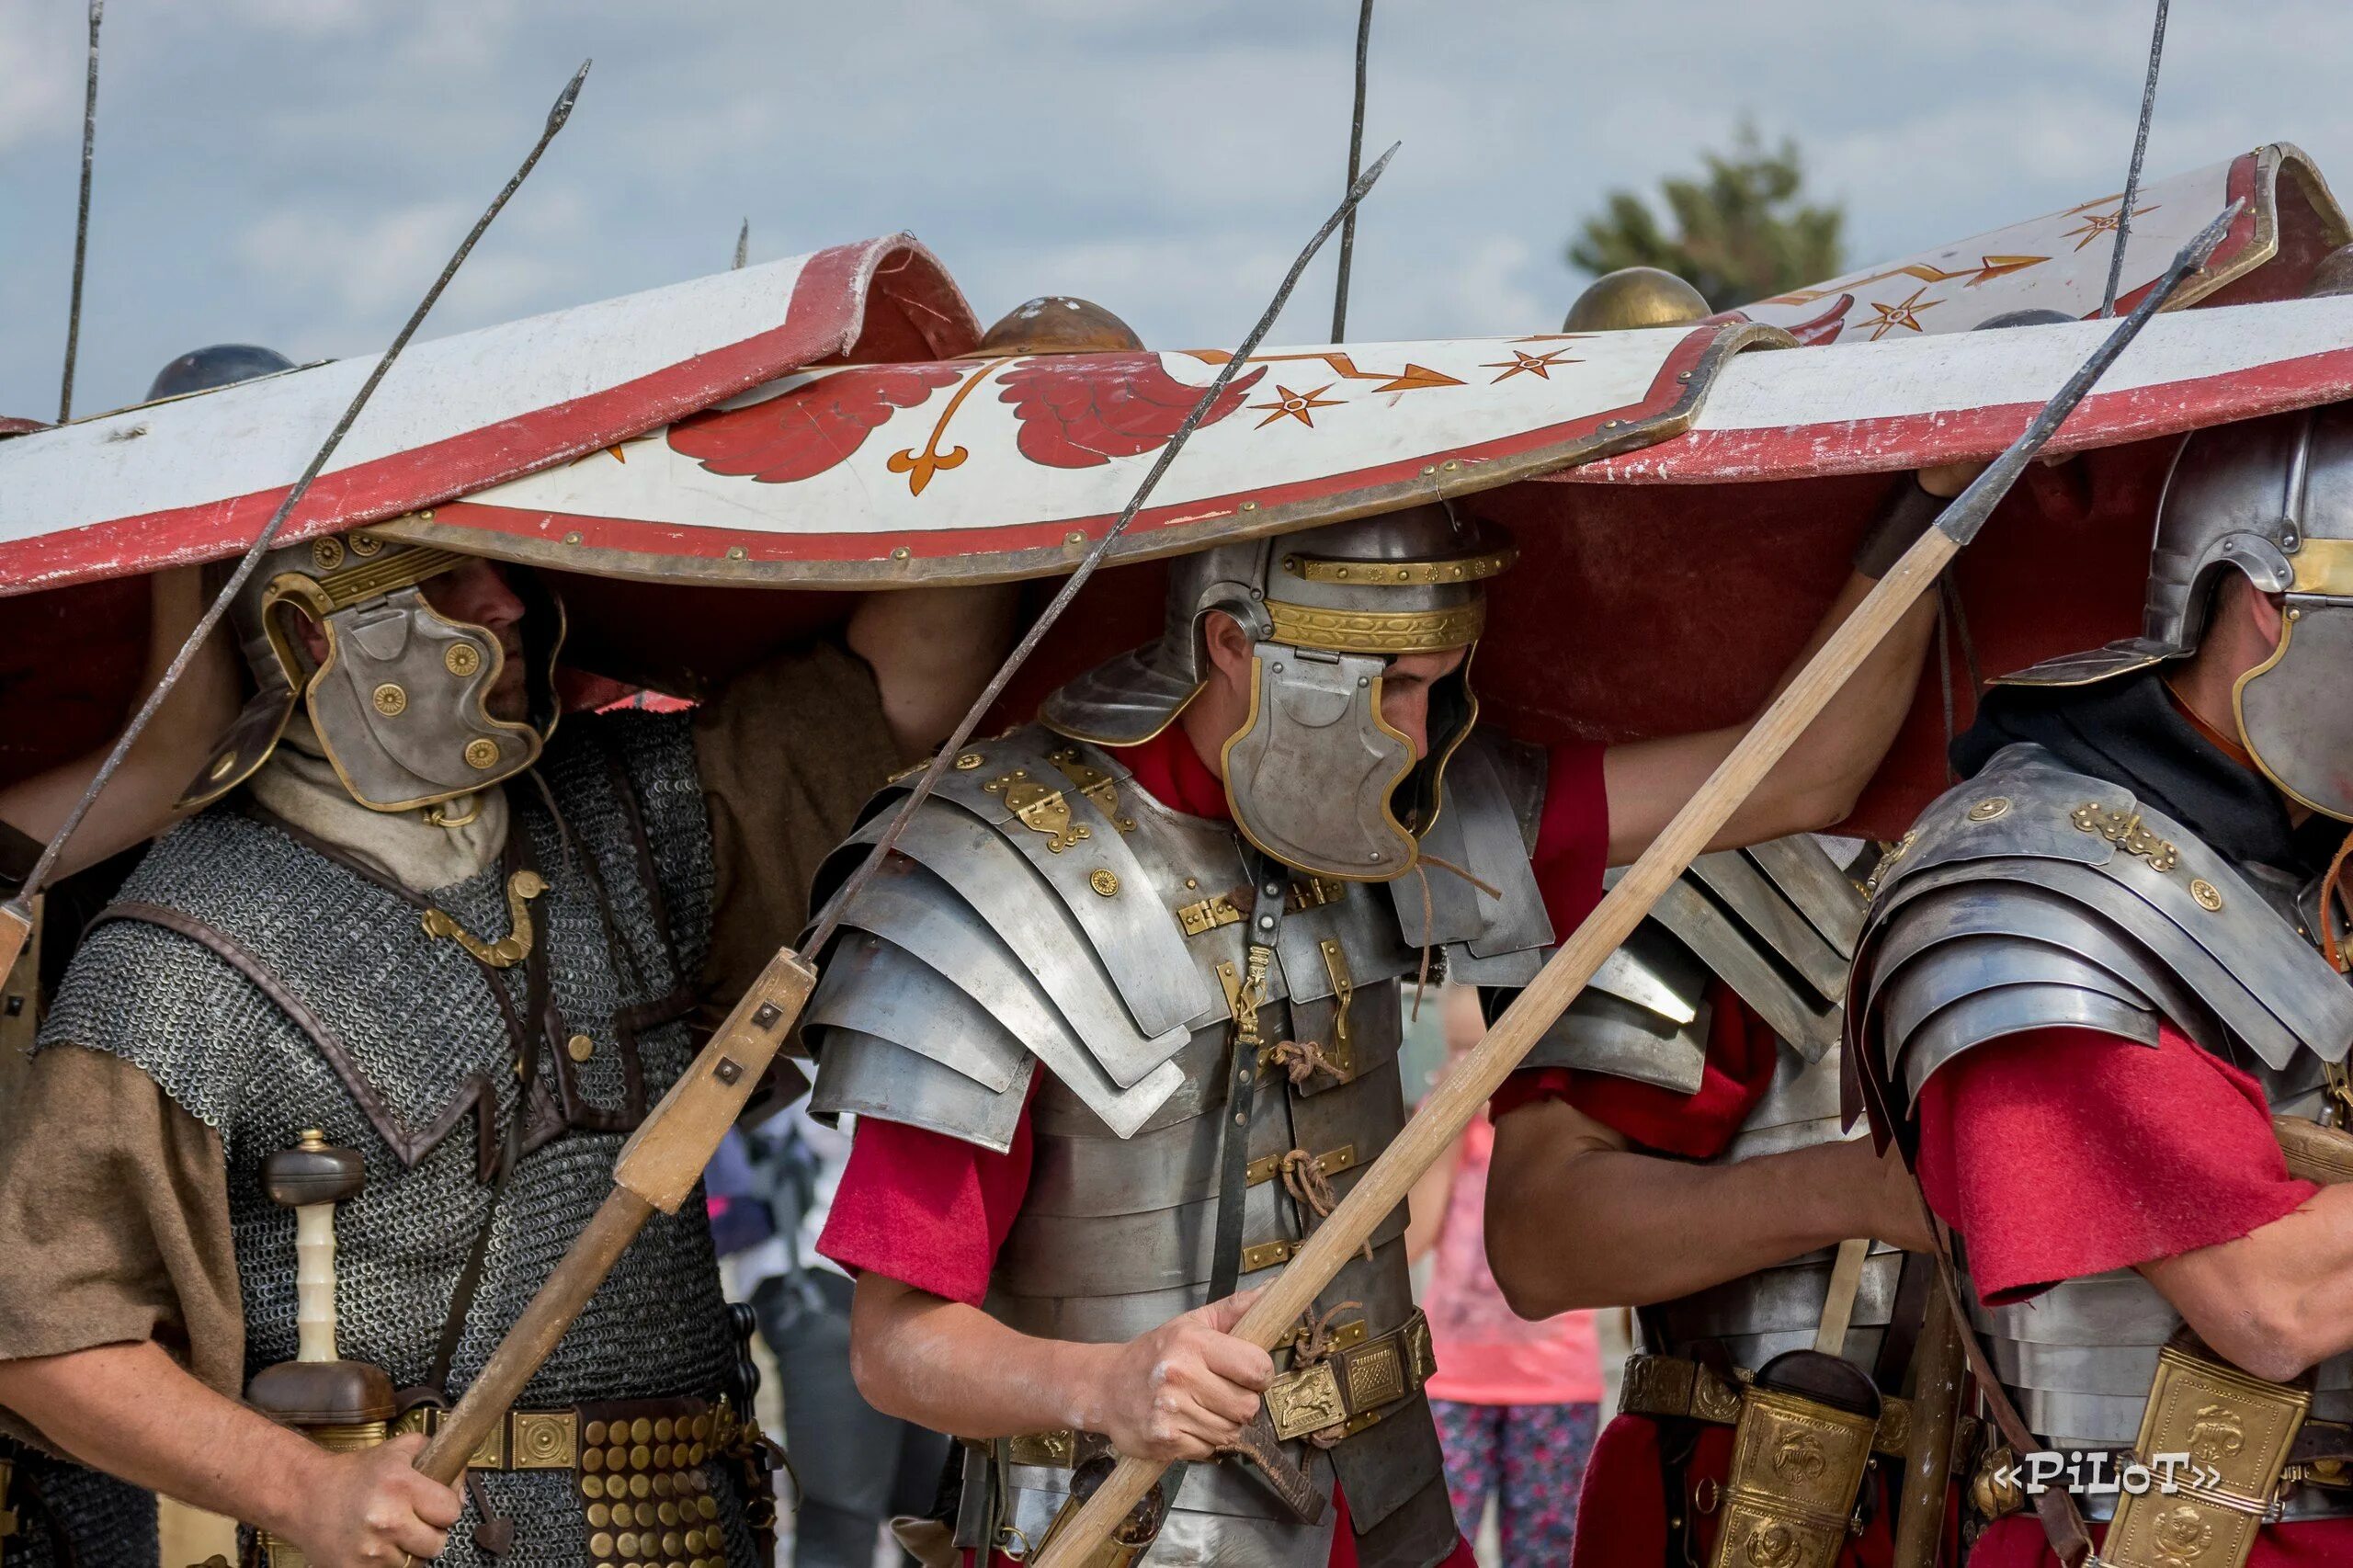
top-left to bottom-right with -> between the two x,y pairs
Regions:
5,0 -> 2351,417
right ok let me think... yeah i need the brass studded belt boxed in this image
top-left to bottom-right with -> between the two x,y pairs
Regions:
396,1394 -> 756,1568
1618,1353 -> 1913,1459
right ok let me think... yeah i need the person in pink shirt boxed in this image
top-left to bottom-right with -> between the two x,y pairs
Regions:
1409,986 -> 1604,1564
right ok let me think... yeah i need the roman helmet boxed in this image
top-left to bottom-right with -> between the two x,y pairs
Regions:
1040,504 -> 1512,881
146,344 -> 297,402
1998,247 -> 2353,818
966,296 -> 1145,357
151,346 -> 565,815
1563,267 -> 1711,332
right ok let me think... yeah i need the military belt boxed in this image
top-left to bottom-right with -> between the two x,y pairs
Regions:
1006,1310 -> 1438,1465
1617,1352 -> 1913,1459
1262,1308 -> 1438,1443
396,1395 -> 756,1568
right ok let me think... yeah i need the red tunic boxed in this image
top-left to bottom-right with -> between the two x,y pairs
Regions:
819,724 -> 1608,1567
1913,1023 -> 2345,1566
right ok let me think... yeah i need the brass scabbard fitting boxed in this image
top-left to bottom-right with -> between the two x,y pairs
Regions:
1709,1354 -> 1881,1568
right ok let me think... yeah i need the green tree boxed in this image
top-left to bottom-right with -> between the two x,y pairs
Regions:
1568,123 -> 1846,311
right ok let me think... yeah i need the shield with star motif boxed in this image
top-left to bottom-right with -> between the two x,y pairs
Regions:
6,142 -> 2353,835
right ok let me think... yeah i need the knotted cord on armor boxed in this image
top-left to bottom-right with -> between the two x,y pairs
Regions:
1265,1038 -> 1341,1088
1288,1299 -> 1369,1449
1277,1149 -> 1371,1265
2320,826 -> 2353,978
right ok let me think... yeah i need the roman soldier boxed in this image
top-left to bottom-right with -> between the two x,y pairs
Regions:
0,332 -> 1019,1567
1482,283 -> 2098,1568
1483,830 -> 1933,1568
1850,264 -> 2353,1565
798,402 -> 1939,1567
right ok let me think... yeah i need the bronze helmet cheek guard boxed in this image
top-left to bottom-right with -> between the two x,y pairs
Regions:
274,581 -> 551,812
179,532 -> 565,813
1217,554 -> 1494,883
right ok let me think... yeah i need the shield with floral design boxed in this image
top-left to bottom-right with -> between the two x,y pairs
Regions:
7,143 -> 2353,835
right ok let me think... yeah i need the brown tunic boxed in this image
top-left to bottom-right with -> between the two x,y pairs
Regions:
0,641 -> 899,1446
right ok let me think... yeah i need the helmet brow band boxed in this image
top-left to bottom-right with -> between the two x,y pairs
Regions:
1279,547 -> 1517,585
1264,599 -> 1484,655
313,547 -> 473,610
2290,538 -> 2353,598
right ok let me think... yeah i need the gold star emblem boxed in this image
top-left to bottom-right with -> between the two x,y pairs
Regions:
1251,383 -> 1343,429
1482,347 -> 1581,382
2059,202 -> 2159,252
1858,286 -> 1941,341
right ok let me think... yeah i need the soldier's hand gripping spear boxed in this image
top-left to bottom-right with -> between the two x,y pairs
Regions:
409,140 -> 1404,1486
1033,201 -> 2246,1568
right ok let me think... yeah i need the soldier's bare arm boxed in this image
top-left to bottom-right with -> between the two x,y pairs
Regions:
849,1274 -> 1272,1463
1600,569 -> 1937,866
2139,1185 -> 2353,1382
845,583 -> 1022,758
0,1341 -> 460,1568
1484,1094 -> 1930,1319
0,566 -> 235,878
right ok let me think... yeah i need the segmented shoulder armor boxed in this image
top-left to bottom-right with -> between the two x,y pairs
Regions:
801,723 -> 1553,1150
1515,834 -> 1867,1094
1849,742 -> 2353,1136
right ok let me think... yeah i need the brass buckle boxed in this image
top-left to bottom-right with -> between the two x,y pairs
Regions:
1007,1429 -> 1078,1469
983,769 -> 1091,853
1266,1360 -> 1348,1443
1261,1312 -> 1435,1443
1047,749 -> 1136,834
1244,1143 -> 1358,1188
1319,939 -> 1356,1076
387,1407 -> 578,1471
419,869 -> 547,969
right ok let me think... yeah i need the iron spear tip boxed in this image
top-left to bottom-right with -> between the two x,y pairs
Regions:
2179,198 -> 2245,274
1351,140 -> 1401,199
547,60 -> 591,136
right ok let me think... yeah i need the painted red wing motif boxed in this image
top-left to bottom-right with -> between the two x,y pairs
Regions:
997,354 -> 1267,469
666,364 -> 963,483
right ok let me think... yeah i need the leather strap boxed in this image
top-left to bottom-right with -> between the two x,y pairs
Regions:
1208,857 -> 1287,1303
1920,1201 -> 2095,1566
427,833 -> 550,1399
1872,1247 -> 1935,1392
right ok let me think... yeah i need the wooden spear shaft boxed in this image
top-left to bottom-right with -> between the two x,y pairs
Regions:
1036,199 -> 2241,1567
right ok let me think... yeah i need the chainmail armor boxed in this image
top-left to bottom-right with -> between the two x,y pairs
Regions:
37,710 -> 756,1568
1,1444 -> 157,1568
